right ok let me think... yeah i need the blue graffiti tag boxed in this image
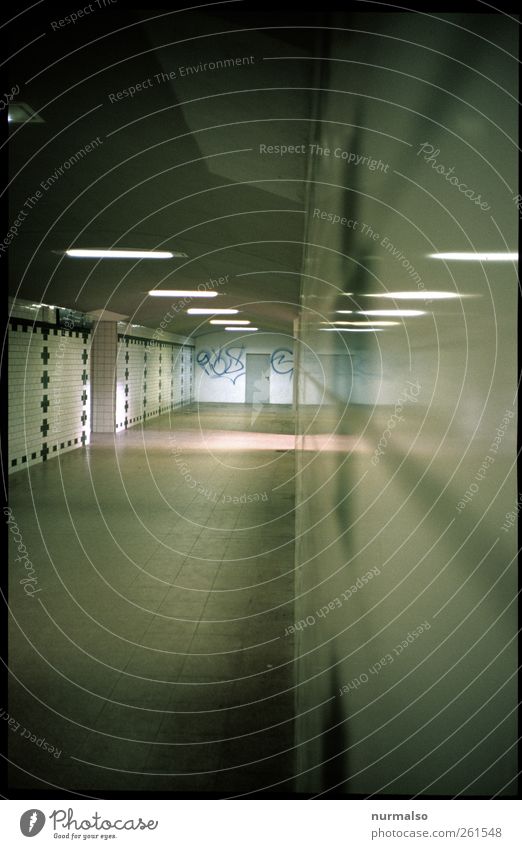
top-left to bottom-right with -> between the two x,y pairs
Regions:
197,346 -> 246,384
270,347 -> 294,377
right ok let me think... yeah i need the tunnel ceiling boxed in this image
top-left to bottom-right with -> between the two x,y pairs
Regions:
8,7 -> 320,337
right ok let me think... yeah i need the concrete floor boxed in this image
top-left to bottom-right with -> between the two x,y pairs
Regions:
8,404 -> 296,796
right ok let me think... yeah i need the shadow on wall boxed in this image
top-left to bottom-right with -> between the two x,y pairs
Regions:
320,663 -> 351,796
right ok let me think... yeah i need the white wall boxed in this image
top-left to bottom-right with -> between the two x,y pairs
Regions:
194,331 -> 294,404
298,335 -> 432,406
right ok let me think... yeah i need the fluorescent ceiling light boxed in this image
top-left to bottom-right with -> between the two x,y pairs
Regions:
337,308 -> 426,316
66,249 -> 184,259
148,290 -> 217,297
210,319 -> 250,325
324,320 -> 399,327
319,327 -> 384,332
187,308 -> 238,315
429,252 -> 517,261
354,309 -> 426,317
363,291 -> 462,300
225,326 -> 258,331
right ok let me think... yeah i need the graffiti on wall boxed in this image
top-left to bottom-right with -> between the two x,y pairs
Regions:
197,346 -> 295,384
270,348 -> 294,378
196,346 -> 246,384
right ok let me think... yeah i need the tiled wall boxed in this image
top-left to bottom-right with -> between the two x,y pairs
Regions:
171,347 -> 183,407
8,320 -> 90,473
8,319 -> 194,471
145,344 -> 161,419
181,346 -> 194,404
115,336 -> 194,432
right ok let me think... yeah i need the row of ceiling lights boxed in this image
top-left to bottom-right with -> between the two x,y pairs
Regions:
64,251 -> 260,330
63,249 -> 518,261
62,248 -> 518,333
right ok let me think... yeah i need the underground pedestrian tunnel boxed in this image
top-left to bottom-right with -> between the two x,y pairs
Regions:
5,4 -> 518,797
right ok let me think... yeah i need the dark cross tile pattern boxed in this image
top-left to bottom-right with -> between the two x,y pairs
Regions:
8,406 -> 296,795
13,326 -> 65,465
40,342 -> 51,464
118,337 -> 186,428
9,323 -> 92,472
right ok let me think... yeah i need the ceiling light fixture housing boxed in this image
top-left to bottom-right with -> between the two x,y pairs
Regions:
8,102 -> 45,123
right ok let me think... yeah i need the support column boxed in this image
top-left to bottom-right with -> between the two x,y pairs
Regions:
90,321 -> 117,433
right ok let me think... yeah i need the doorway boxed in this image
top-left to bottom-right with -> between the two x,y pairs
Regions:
245,353 -> 270,404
